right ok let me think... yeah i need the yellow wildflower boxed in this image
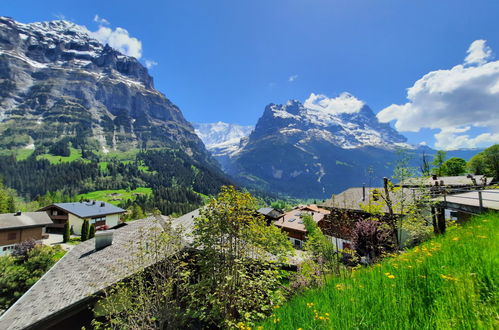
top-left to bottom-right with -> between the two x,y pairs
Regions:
477,235 -> 487,239
452,237 -> 459,241
387,274 -> 395,279
335,283 -> 344,290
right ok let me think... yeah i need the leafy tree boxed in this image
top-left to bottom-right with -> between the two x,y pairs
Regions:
81,219 -> 89,241
0,245 -> 64,310
468,153 -> 487,175
432,150 -> 447,176
302,214 -> 338,277
189,186 -> 292,327
63,221 -> 70,243
442,157 -> 467,176
351,220 -> 393,263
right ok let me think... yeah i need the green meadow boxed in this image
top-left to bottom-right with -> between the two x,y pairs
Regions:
259,213 -> 498,329
77,187 -> 152,205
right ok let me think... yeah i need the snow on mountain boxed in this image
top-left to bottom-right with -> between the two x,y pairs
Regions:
252,95 -> 410,150
194,122 -> 253,156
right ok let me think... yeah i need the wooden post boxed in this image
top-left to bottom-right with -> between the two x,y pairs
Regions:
478,191 -> 483,212
431,206 -> 438,234
437,207 -> 446,234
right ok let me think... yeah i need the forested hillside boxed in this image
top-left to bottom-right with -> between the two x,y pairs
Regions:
0,147 -> 232,215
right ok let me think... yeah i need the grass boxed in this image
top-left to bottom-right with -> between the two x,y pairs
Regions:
77,187 -> 152,205
259,213 -> 498,329
36,147 -> 89,164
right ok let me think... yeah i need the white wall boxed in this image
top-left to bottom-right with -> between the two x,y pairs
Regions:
105,214 -> 120,228
69,213 -> 84,235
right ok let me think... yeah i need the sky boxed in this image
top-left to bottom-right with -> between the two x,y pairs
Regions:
1,0 -> 498,150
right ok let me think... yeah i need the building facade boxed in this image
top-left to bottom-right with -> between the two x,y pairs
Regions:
0,212 -> 53,255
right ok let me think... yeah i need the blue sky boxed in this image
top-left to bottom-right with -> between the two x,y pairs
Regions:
2,0 -> 499,149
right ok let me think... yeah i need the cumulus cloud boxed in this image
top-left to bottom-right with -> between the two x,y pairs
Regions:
144,59 -> 157,69
465,40 -> 493,66
90,26 -> 142,59
377,39 -> 499,150
288,74 -> 298,82
304,92 -> 364,114
93,14 -> 110,25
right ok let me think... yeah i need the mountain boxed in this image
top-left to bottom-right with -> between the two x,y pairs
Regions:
0,17 -> 233,215
193,122 -> 253,169
223,97 -> 417,198
0,17 -> 208,160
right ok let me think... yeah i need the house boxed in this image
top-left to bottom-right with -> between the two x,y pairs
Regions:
0,216 -> 177,330
0,212 -> 53,255
39,201 -> 125,235
257,207 -> 284,224
274,205 -> 330,248
397,174 -> 491,189
320,186 -> 426,248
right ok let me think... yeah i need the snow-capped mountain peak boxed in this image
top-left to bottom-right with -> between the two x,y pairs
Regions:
193,122 -> 253,157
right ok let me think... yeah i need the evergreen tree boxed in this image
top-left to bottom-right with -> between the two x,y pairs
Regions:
63,221 -> 70,243
88,224 -> 95,239
81,219 -> 89,241
432,150 -> 447,176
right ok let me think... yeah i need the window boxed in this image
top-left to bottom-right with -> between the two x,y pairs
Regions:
7,232 -> 17,240
52,210 -> 58,216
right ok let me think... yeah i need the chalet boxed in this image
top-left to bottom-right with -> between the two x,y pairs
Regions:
39,201 -> 125,235
274,205 -> 330,248
0,212 -> 53,255
257,207 -> 284,224
320,186 -> 425,248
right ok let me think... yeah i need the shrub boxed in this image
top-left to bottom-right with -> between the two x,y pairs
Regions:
351,219 -> 393,262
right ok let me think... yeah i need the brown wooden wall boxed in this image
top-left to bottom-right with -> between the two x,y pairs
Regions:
0,227 -> 43,246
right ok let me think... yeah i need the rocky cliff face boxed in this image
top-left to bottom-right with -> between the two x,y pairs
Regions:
226,97 -> 413,198
0,17 -> 206,158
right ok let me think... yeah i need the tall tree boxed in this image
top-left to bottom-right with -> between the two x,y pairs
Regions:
81,219 -> 89,241
442,157 -> 467,176
189,186 -> 292,327
432,150 -> 447,176
467,144 -> 499,181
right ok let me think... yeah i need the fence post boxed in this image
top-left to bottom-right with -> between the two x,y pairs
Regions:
478,191 -> 483,212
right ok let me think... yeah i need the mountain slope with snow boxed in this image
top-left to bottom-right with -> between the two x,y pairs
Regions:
0,17 -> 208,159
225,95 -> 415,198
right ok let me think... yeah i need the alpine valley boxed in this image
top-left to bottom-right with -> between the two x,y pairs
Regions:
196,95 -> 483,199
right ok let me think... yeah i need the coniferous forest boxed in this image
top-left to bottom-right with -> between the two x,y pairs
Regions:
0,148 -> 232,215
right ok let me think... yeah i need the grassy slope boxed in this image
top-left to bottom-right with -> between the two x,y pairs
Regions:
77,187 -> 152,205
260,213 -> 498,329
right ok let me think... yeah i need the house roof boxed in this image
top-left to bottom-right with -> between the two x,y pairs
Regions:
398,175 -> 491,187
40,201 -> 125,218
0,217 -> 179,330
0,212 -> 53,231
257,207 -> 284,219
274,205 -> 330,233
321,187 -> 423,215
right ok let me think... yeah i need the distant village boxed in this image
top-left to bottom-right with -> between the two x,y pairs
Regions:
0,173 -> 497,329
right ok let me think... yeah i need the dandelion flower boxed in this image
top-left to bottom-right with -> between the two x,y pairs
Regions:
387,274 -> 395,279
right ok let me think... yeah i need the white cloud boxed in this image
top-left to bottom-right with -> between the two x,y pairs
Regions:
377,39 -> 499,150
288,74 -> 298,82
144,59 -> 157,69
93,14 -> 110,26
304,92 -> 364,114
465,40 -> 493,66
90,26 -> 142,59
434,127 -> 499,150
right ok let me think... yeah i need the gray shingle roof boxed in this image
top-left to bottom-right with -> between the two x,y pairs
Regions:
0,212 -> 53,230
398,175 -> 491,187
257,207 -> 284,219
49,201 -> 125,218
321,187 -> 423,215
0,217 -> 177,330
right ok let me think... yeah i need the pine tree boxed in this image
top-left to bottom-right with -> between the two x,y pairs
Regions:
63,221 -> 70,243
81,219 -> 89,241
89,224 -> 95,239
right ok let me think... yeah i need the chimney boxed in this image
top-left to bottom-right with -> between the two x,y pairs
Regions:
362,184 -> 366,201
440,180 -> 444,186
100,202 -> 105,207
95,230 -> 114,251
432,175 -> 437,180
14,211 -> 21,216
92,200 -> 96,205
